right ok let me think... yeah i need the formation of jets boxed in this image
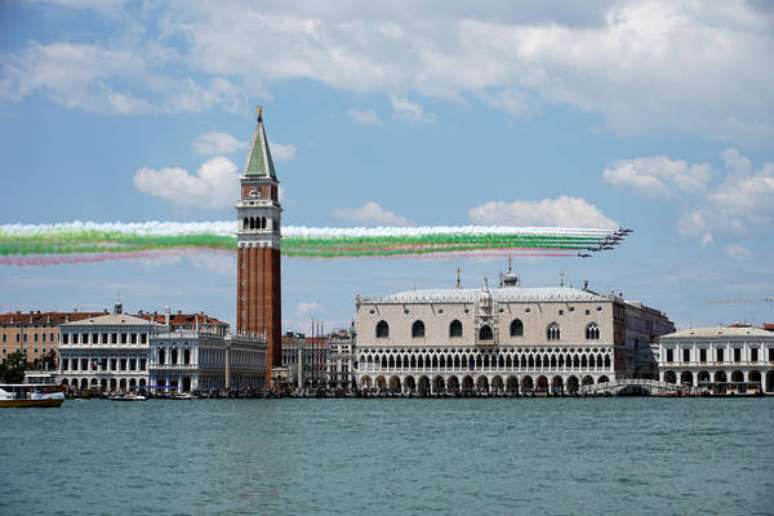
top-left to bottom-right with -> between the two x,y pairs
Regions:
577,227 -> 632,258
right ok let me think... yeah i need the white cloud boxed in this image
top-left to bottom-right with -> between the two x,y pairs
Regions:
390,96 -> 431,121
724,244 -> 751,259
603,156 -> 712,199
701,233 -> 714,247
3,2 -> 774,143
133,156 -> 239,209
332,202 -> 413,226
296,301 -> 323,316
270,142 -> 297,161
468,196 -> 618,229
0,42 -> 241,114
348,108 -> 381,125
193,132 -> 246,155
677,150 -> 774,240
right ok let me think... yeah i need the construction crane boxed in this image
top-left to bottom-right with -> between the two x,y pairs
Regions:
706,297 -> 774,305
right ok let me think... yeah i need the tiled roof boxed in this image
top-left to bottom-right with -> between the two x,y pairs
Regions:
0,311 -> 108,326
361,287 -> 609,304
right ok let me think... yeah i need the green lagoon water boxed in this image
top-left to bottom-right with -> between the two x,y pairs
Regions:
1,398 -> 772,515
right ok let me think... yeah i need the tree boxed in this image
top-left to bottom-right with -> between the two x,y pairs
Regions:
1,351 -> 27,383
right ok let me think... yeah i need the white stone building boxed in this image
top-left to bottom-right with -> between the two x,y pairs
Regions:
658,326 -> 774,394
149,331 -> 266,393
325,331 -> 355,390
354,271 -> 673,395
58,305 -> 161,393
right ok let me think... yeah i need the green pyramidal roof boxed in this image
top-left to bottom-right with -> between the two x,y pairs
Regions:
244,106 -> 277,179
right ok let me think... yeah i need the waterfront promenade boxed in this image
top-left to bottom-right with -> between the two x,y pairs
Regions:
2,398 -> 772,515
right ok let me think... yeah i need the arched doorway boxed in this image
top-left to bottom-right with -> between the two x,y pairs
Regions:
418,376 -> 431,397
376,376 -> 387,392
766,371 -> 774,393
360,376 -> 372,390
731,370 -> 744,383
680,371 -> 693,387
129,378 -> 137,392
566,376 -> 579,394
119,378 -> 127,392
597,375 -> 610,384
748,371 -> 761,393
551,376 -> 564,394
492,376 -> 504,394
462,376 -> 474,394
714,370 -> 727,383
697,370 -> 710,385
182,377 -> 191,392
476,376 -> 489,393
506,376 -> 519,394
110,378 -> 117,392
521,375 -> 534,393
581,375 -> 594,387
663,371 -> 677,384
404,376 -> 416,393
432,376 -> 445,395
447,376 -> 460,394
389,376 -> 401,394
536,375 -> 549,393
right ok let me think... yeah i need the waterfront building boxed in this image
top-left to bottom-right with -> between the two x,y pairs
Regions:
354,268 -> 674,395
282,334 -> 328,389
236,106 -> 283,384
1,310 -> 106,366
57,301 -> 161,392
149,330 -> 266,393
658,326 -> 774,394
326,330 -> 355,390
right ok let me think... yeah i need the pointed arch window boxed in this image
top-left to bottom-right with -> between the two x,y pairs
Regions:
510,319 -> 524,337
449,320 -> 463,338
546,322 -> 561,341
412,320 -> 425,338
479,325 -> 493,341
586,322 -> 600,340
376,320 -> 389,339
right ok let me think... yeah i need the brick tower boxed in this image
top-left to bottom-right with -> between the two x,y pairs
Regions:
236,106 -> 282,384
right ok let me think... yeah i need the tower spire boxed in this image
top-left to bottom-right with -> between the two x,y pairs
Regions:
244,104 -> 276,178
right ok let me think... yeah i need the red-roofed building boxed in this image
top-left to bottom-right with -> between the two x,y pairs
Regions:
1,307 -> 230,367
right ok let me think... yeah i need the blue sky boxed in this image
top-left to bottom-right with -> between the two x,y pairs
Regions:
1,0 -> 773,331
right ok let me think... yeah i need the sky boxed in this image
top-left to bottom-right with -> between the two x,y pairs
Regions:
1,0 -> 773,332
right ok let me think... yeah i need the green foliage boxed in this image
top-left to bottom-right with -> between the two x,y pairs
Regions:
1,351 -> 27,383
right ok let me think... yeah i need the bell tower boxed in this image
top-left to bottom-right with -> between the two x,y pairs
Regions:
236,106 -> 282,383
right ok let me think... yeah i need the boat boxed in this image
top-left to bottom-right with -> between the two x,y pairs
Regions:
108,394 -> 147,402
171,393 -> 197,400
0,384 -> 65,408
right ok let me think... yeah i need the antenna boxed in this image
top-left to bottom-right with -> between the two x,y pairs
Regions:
456,267 -> 462,289
559,271 -> 565,287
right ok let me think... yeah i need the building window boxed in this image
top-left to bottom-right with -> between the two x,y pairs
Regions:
751,347 -> 758,362
449,320 -> 463,338
1,335 -> 5,343
699,348 -> 707,363
62,359 -> 69,370
666,349 -> 673,363
131,333 -> 137,344
34,334 -> 38,342
510,319 -> 524,337
111,333 -> 118,344
62,333 -> 69,345
110,359 -> 117,371
140,334 -> 147,344
769,348 -> 774,362
120,359 -> 127,371
72,334 -> 78,344
546,323 -> 560,341
733,348 -> 741,362
479,325 -> 493,341
716,348 -> 724,362
121,333 -> 128,344
412,321 -> 425,338
102,333 -> 108,344
585,322 -> 600,340
376,321 -> 389,339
